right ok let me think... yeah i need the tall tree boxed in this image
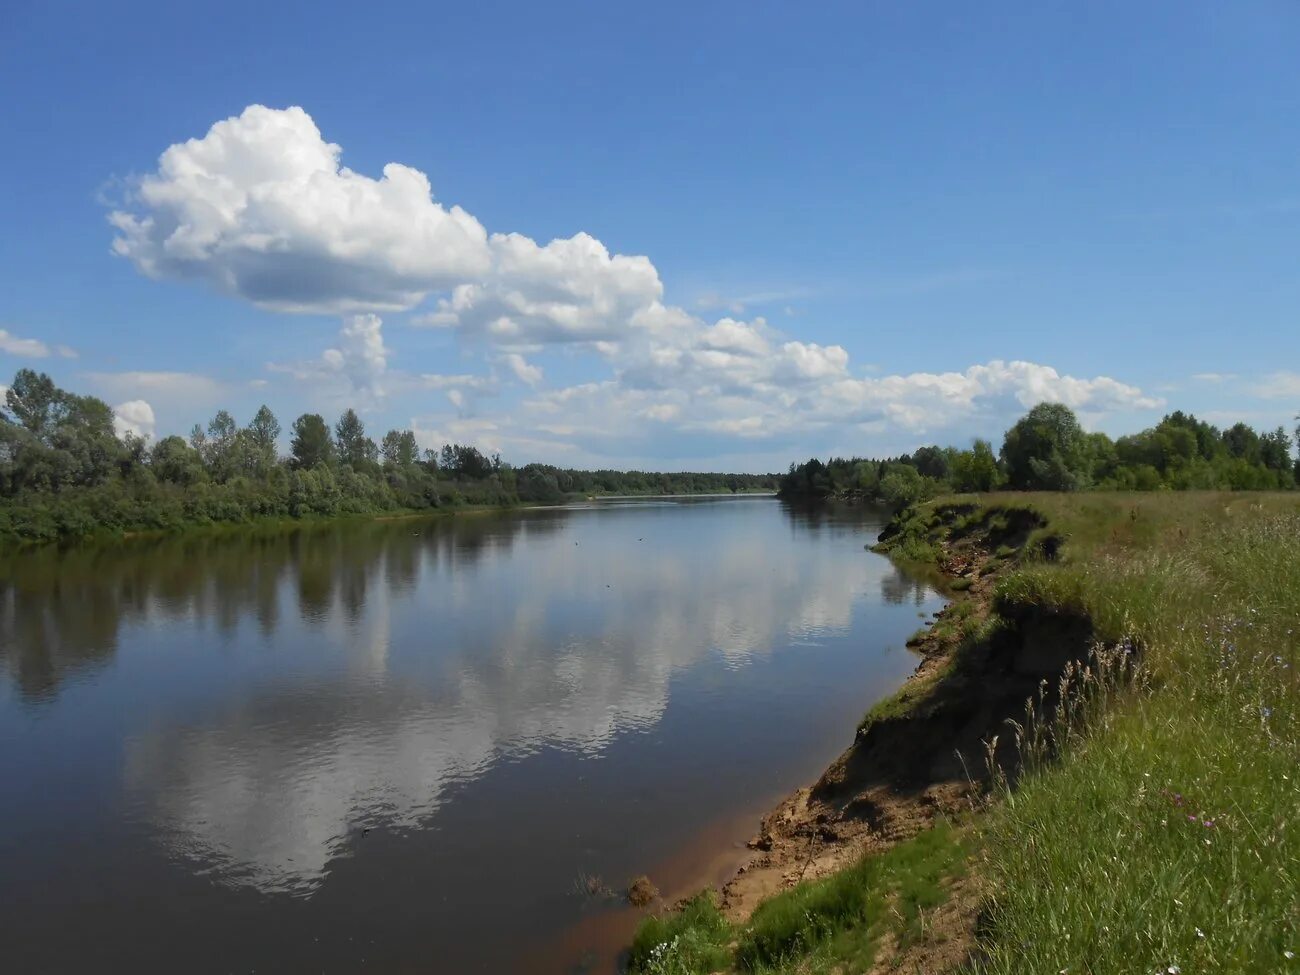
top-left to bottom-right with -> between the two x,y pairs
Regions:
381,429 -> 418,468
335,409 -> 376,467
1222,422 -> 1261,462
950,439 -> 1003,492
1259,426 -> 1293,472
290,414 -> 334,470
911,445 -> 949,480
247,405 -> 280,452
243,405 -> 281,477
5,369 -> 60,440
1001,402 -> 1088,490
199,409 -> 241,482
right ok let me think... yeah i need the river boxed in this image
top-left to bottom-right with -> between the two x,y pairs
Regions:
0,496 -> 942,973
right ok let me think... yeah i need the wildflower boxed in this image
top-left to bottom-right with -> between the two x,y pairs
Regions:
1284,949 -> 1295,959
1196,928 -> 1205,939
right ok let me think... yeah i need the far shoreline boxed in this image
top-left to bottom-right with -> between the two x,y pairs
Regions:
0,490 -> 781,555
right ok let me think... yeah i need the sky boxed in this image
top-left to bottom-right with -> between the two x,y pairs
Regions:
1,1 -> 1298,472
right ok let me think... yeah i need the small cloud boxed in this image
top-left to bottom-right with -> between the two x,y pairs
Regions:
55,344 -> 78,359
1191,372 -> 1237,384
267,314 -> 389,405
697,287 -> 811,316
499,352 -> 543,387
1256,371 -> 1300,399
0,328 -> 51,358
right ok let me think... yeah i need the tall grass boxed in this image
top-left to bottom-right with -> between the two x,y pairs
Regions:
976,498 -> 1300,974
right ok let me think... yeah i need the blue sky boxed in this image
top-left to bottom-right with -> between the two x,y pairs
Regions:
2,1 -> 1298,470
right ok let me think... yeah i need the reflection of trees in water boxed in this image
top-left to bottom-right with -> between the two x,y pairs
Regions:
0,571 -> 121,701
778,499 -> 890,535
879,564 -> 935,606
777,501 -> 935,608
0,515 -> 530,700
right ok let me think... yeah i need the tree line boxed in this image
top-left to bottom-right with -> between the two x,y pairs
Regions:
779,402 -> 1300,508
0,369 -> 777,545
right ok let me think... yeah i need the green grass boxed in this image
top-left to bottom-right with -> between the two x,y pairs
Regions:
629,822 -> 969,975
629,891 -> 733,975
971,494 -> 1300,974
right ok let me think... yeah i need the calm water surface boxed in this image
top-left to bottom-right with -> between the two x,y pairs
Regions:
0,497 -> 942,974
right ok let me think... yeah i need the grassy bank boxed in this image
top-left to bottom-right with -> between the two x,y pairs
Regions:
0,488 -> 778,552
0,497 -> 519,552
629,492 -> 1299,974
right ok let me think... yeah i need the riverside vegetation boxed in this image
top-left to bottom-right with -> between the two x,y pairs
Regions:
628,492 -> 1299,975
0,369 -> 777,545
778,402 -> 1299,508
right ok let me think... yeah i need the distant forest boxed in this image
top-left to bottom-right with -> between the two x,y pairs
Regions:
5,368 -> 1296,546
0,369 -> 777,545
780,402 -> 1299,508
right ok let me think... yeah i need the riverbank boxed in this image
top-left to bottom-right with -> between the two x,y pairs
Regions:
0,489 -> 781,552
0,502 -> 497,552
627,492 -> 1300,974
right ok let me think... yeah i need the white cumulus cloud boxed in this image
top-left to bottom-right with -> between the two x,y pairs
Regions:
109,105 -> 490,315
419,231 -> 662,345
113,399 -> 156,439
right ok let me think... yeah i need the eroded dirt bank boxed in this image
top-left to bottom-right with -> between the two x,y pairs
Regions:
706,503 -> 1091,970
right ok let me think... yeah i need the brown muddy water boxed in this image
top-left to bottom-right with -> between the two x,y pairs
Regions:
0,496 -> 942,973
